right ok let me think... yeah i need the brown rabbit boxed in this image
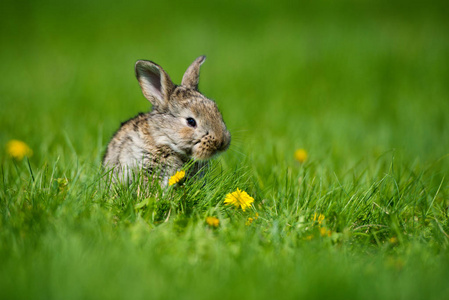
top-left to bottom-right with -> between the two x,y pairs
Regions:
103,56 -> 231,186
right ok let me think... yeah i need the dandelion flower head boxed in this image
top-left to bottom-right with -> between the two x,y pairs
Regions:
206,217 -> 219,227
169,170 -> 185,186
320,227 -> 332,237
313,213 -> 325,225
224,188 -> 254,211
7,140 -> 33,160
294,148 -> 308,163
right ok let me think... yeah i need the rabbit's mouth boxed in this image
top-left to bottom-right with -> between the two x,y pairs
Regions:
192,143 -> 227,161
191,130 -> 231,160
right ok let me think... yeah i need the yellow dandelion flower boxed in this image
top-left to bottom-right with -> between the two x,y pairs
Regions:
206,217 -> 219,227
169,170 -> 185,186
319,227 -> 332,237
224,188 -> 254,211
294,148 -> 308,163
313,213 -> 325,225
7,140 -> 33,160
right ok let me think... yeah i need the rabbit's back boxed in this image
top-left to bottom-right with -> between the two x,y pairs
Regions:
104,113 -> 172,179
104,113 -> 150,168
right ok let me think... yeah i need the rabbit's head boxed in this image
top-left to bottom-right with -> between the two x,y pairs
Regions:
135,56 -> 231,160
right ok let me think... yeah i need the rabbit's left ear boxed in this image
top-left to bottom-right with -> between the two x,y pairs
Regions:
181,56 -> 206,90
135,60 -> 175,110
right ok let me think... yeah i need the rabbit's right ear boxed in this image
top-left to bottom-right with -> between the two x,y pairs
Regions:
135,60 -> 175,109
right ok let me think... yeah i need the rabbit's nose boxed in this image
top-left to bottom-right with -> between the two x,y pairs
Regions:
201,131 -> 209,139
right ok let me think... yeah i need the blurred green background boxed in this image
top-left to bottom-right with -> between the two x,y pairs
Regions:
1,0 -> 448,166
1,0 -> 449,299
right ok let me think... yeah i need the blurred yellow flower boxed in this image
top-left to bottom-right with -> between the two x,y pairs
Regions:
320,227 -> 332,237
313,213 -> 325,225
311,213 -> 332,237
224,188 -> 254,211
169,170 -> 185,186
206,216 -> 219,227
245,217 -> 254,226
7,140 -> 33,160
294,148 -> 308,163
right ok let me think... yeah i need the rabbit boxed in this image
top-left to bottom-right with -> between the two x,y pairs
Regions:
103,56 -> 231,186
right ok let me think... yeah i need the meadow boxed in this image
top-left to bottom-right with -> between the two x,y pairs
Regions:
1,0 -> 449,299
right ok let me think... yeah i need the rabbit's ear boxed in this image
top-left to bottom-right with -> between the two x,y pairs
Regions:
181,56 -> 206,90
135,60 -> 175,109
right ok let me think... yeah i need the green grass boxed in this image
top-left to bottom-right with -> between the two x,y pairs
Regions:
1,0 -> 449,299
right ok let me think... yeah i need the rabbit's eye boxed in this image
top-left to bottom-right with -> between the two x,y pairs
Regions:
186,117 -> 197,128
